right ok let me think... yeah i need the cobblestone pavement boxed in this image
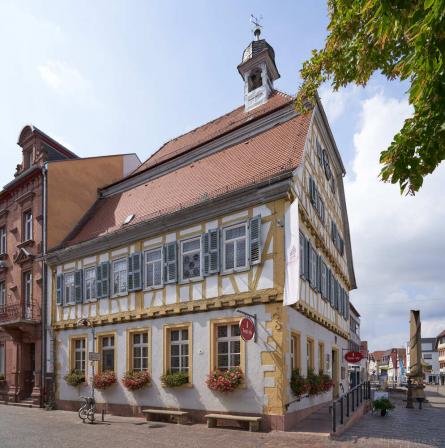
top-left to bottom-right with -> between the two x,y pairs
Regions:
0,386 -> 443,448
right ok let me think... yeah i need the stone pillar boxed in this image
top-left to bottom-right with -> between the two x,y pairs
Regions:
31,338 -> 42,406
8,338 -> 21,402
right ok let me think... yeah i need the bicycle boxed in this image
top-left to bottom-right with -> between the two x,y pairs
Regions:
79,396 -> 96,423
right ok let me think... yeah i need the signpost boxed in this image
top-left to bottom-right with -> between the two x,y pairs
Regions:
239,317 -> 255,341
345,351 -> 363,363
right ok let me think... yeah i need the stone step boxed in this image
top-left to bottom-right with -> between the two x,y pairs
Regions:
8,401 -> 37,408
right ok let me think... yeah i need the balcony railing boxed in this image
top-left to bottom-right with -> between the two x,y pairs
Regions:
0,301 -> 41,324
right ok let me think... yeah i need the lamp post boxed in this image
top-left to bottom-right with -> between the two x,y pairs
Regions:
76,318 -> 96,400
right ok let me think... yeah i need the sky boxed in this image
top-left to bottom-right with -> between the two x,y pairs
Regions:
0,0 -> 443,351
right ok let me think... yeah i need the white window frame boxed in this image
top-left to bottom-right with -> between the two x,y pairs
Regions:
143,247 -> 163,290
180,236 -> 202,283
132,332 -> 149,372
0,226 -> 6,254
74,338 -> 86,373
0,281 -> 5,311
112,258 -> 128,297
222,221 -> 248,274
169,328 -> 189,374
23,210 -> 33,242
64,272 -> 75,305
101,335 -> 115,372
84,266 -> 97,302
216,324 -> 241,370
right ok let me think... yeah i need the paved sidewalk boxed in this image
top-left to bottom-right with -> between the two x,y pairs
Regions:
0,386 -> 444,447
336,386 -> 445,447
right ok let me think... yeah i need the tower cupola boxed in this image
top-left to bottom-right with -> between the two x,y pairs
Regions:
237,25 -> 280,111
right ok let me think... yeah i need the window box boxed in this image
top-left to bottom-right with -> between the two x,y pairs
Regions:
92,371 -> 116,390
206,367 -> 243,393
161,371 -> 189,388
122,370 -> 151,391
64,370 -> 86,387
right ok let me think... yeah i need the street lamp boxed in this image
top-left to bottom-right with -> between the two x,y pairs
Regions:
76,318 -> 96,400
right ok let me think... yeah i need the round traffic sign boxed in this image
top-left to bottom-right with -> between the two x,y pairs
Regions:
239,317 -> 255,341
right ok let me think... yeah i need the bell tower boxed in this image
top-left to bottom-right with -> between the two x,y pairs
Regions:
237,20 -> 280,111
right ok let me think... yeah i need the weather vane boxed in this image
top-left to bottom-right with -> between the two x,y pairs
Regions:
250,14 -> 263,40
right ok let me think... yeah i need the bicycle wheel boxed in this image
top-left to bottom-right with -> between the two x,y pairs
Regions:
86,405 -> 96,423
78,404 -> 88,421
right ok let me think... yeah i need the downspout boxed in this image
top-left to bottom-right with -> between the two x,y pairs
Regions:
41,163 -> 47,407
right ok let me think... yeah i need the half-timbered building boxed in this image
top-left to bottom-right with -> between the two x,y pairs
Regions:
46,30 -> 357,430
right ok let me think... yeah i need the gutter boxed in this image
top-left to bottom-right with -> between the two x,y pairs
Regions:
41,163 -> 48,407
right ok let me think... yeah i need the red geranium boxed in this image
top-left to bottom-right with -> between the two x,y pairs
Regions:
122,371 -> 151,391
93,371 -> 116,390
206,367 -> 243,392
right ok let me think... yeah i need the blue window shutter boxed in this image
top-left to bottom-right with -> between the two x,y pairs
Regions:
202,229 -> 220,276
128,253 -> 142,292
304,238 -> 310,279
249,216 -> 261,265
56,273 -> 63,305
96,265 -> 103,299
316,255 -> 321,292
345,293 -> 350,320
164,242 -> 177,284
202,233 -> 210,276
127,255 -> 134,291
299,232 -> 305,278
101,261 -> 110,298
330,272 -> 335,308
208,228 -> 220,274
74,270 -> 83,303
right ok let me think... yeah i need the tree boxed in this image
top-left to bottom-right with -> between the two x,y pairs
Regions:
295,0 -> 445,195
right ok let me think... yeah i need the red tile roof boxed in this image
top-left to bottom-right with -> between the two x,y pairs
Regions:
133,91 -> 293,174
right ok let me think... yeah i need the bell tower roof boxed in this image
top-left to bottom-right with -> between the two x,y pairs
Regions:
237,23 -> 280,111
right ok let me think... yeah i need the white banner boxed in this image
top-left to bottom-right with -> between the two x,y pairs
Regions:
284,199 -> 300,306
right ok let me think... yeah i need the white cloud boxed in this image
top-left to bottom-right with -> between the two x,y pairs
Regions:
345,93 -> 445,351
319,84 -> 360,123
38,60 -> 92,99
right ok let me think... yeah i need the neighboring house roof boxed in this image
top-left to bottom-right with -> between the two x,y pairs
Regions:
435,329 -> 445,348
65,96 -> 311,246
132,91 -> 292,175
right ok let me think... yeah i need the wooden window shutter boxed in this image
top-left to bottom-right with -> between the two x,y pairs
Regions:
316,255 -> 321,292
101,261 -> 110,298
202,233 -> 210,276
249,216 -> 261,265
56,273 -> 63,305
299,232 -> 305,278
128,253 -> 142,292
163,242 -> 177,284
96,265 -> 103,299
304,238 -> 310,279
203,228 -> 220,276
74,270 -> 83,304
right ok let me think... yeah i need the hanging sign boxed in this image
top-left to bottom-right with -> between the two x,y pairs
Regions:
239,317 -> 255,341
88,352 -> 101,362
344,351 -> 363,363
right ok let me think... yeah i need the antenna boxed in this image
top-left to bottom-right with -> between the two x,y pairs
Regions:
250,14 -> 263,40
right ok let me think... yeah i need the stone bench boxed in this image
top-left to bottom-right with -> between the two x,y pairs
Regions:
205,413 -> 261,432
142,408 -> 189,425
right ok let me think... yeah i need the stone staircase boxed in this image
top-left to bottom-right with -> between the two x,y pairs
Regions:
0,398 -> 38,408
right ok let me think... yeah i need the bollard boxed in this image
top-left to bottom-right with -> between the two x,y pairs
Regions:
340,397 -> 344,425
102,409 -> 105,422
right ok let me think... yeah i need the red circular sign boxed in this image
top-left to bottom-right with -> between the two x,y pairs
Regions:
345,351 -> 363,363
239,317 -> 255,341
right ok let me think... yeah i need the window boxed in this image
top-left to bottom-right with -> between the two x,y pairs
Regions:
23,271 -> 32,309
99,335 -> 115,372
169,328 -> 189,373
180,237 -> 201,281
307,338 -> 314,372
112,258 -> 127,296
316,138 -> 323,163
0,343 -> 4,376
84,267 -> 96,301
319,342 -> 325,374
290,333 -> 301,374
223,223 -> 248,272
0,281 -> 5,310
216,324 -> 241,370
144,248 -> 163,288
23,210 -> 33,241
131,332 -> 149,371
0,226 -> 6,254
71,338 -> 86,373
64,272 -> 75,305
321,261 -> 327,299
423,353 -> 433,360
309,245 -> 317,288
248,68 -> 262,92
